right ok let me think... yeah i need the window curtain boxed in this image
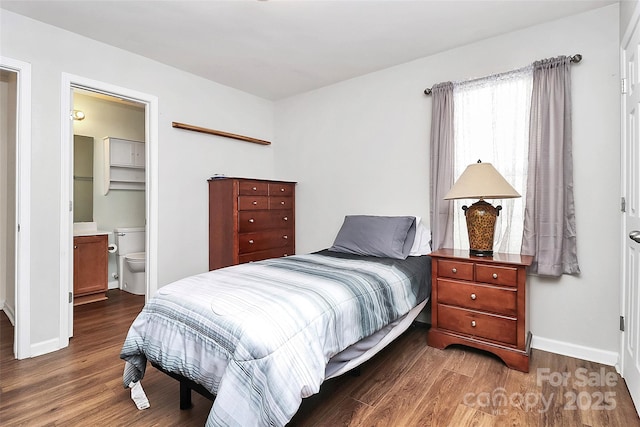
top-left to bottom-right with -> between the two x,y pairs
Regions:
452,68 -> 532,254
429,82 -> 455,250
521,56 -> 580,276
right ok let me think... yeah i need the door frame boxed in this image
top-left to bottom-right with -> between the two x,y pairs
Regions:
0,56 -> 32,359
59,73 -> 158,346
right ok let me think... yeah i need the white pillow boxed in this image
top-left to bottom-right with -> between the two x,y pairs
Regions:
409,216 -> 432,256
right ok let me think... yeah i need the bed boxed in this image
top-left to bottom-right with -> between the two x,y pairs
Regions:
120,215 -> 432,426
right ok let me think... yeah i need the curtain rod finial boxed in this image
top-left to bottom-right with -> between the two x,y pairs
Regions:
570,54 -> 582,63
424,88 -> 432,95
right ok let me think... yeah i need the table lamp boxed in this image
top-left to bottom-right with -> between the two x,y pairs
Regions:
444,160 -> 521,256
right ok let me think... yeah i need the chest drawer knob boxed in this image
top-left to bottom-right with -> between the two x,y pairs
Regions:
452,268 -> 457,273
283,235 -> 288,239
470,293 -> 477,300
248,218 -> 255,223
493,273 -> 498,279
283,216 -> 288,221
249,239 -> 254,244
252,187 -> 257,191
281,201 -> 286,205
280,188 -> 285,192
471,320 -> 477,327
252,201 -> 258,205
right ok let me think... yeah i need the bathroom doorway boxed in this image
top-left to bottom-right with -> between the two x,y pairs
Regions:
61,74 -> 158,343
72,89 -> 146,305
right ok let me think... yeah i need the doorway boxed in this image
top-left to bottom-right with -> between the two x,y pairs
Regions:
0,56 -> 31,360
72,90 -> 146,308
60,74 -> 158,344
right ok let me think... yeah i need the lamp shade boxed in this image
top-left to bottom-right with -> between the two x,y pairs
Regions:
444,161 -> 521,200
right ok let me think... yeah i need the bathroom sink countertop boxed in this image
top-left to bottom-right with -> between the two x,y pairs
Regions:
73,222 -> 112,237
73,230 -> 112,237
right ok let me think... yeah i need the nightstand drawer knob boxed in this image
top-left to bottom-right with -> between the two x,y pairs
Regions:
249,218 -> 255,223
283,216 -> 288,221
252,201 -> 258,205
249,239 -> 254,244
283,235 -> 288,239
452,268 -> 457,273
492,273 -> 498,279
470,293 -> 477,300
471,320 -> 476,327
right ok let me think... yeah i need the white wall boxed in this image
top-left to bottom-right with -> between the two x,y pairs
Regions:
1,10 -> 276,350
275,5 -> 621,362
620,0 -> 639,40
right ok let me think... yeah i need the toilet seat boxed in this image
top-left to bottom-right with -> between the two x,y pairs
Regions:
125,252 -> 145,261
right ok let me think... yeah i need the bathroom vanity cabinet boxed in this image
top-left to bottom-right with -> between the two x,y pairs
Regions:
73,234 -> 108,305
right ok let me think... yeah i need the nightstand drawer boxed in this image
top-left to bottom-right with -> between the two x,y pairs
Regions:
437,279 -> 517,317
437,259 -> 474,281
437,304 -> 517,345
475,264 -> 518,287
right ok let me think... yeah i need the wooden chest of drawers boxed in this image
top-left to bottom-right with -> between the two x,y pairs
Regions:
427,248 -> 534,372
208,178 -> 296,270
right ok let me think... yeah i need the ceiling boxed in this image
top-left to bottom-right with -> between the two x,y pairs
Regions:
1,0 -> 617,100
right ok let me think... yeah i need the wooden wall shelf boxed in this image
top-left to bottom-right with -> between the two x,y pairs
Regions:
172,122 -> 271,146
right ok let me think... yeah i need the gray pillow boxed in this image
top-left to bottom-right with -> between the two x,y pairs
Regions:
329,215 -> 417,259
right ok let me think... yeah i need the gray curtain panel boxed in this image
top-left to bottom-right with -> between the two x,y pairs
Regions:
429,82 -> 455,250
521,56 -> 580,276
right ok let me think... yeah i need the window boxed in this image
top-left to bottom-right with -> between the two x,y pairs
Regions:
452,68 -> 532,254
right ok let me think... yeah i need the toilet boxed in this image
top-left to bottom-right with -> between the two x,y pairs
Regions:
114,227 -> 146,295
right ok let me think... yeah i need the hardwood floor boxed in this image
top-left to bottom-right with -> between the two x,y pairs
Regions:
1,290 -> 638,426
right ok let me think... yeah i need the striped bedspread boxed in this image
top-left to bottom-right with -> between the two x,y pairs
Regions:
120,251 -> 430,426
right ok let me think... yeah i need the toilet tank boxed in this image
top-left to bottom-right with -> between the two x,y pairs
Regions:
114,227 -> 145,255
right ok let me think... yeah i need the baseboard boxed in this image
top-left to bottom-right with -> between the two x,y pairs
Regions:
30,338 -> 61,358
1,304 -> 16,326
532,335 -> 619,367
108,280 -> 119,290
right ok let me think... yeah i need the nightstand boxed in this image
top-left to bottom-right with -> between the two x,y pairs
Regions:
427,248 -> 534,372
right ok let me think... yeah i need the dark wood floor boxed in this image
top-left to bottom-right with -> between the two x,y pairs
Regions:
1,290 -> 638,426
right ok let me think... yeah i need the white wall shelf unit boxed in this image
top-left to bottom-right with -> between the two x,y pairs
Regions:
103,137 -> 145,194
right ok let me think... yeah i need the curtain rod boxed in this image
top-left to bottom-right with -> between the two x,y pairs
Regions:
423,54 -> 582,95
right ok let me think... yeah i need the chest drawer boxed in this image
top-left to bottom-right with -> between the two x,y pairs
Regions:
437,259 -> 474,281
437,279 -> 517,317
239,181 -> 269,195
238,210 -> 293,233
238,230 -> 293,253
238,196 -> 269,210
269,196 -> 293,210
239,246 -> 294,264
437,304 -> 517,346
475,264 -> 518,287
268,182 -> 294,196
